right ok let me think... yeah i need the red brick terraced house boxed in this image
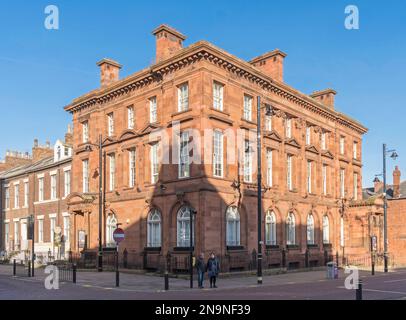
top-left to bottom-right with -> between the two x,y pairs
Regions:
62,24 -> 370,272
1,133 -> 73,264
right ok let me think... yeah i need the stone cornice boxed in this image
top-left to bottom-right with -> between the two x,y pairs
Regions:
64,41 -> 367,135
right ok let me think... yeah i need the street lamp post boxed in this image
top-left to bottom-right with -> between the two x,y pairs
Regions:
382,143 -> 398,273
29,214 -> 35,277
189,209 -> 197,289
85,135 -> 104,272
97,134 -> 103,272
256,96 -> 263,285
255,96 -> 273,285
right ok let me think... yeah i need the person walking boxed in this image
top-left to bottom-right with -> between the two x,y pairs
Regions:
207,252 -> 220,288
196,253 -> 206,288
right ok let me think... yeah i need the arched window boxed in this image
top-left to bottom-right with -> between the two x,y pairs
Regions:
323,215 -> 330,244
226,206 -> 240,246
106,214 -> 117,247
286,212 -> 296,245
307,214 -> 315,245
265,211 -> 276,246
177,206 -> 194,247
147,209 -> 162,248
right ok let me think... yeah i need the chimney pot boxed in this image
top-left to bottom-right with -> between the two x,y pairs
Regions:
34,139 -> 38,148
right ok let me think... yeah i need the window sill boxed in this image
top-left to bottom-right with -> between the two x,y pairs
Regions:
144,247 -> 161,252
171,109 -> 192,118
286,245 -> 300,250
173,247 -> 194,252
240,118 -> 256,125
212,175 -> 225,180
307,244 -> 319,249
226,246 -> 244,251
145,183 -> 159,188
266,245 -> 279,250
34,199 -> 59,205
323,243 -> 332,248
122,186 -> 136,191
209,107 -> 230,117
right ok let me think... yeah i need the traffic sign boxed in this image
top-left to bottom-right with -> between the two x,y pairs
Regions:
113,228 -> 125,244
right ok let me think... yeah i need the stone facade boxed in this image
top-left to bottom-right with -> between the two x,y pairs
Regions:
347,166 -> 406,268
63,25 -> 368,271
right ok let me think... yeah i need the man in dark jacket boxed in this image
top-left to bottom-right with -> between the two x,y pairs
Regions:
207,252 -> 220,288
196,253 -> 206,288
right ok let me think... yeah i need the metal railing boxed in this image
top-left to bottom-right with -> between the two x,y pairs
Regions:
52,262 -> 77,283
345,253 -> 395,268
65,248 -> 332,274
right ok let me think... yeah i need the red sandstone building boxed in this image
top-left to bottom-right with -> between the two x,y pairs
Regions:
62,25 -> 369,271
346,166 -> 406,268
4,25 -> 403,272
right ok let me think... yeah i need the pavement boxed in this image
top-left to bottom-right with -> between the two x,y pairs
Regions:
1,264 -> 406,300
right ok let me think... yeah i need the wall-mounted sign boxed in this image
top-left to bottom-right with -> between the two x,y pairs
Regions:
78,231 -> 86,249
371,235 -> 377,252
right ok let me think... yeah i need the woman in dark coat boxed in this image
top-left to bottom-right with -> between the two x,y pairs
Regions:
206,252 -> 220,288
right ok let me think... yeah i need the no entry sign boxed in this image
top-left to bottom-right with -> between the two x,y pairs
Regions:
113,228 -> 125,244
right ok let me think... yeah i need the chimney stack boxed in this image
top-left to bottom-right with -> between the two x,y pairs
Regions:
373,177 -> 383,194
32,139 -> 53,162
310,89 -> 337,109
152,24 -> 186,63
393,166 -> 401,198
249,49 -> 287,82
0,150 -> 32,172
96,58 -> 122,88
65,124 -> 73,146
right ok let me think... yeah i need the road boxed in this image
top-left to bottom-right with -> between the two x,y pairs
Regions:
1,265 -> 406,300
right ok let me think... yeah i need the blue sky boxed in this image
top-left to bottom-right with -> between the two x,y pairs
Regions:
0,0 -> 405,186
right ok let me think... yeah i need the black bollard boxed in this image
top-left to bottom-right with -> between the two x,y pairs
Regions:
164,270 -> 169,291
13,259 -> 16,276
115,248 -> 119,287
27,260 -> 31,277
356,279 -> 363,300
372,260 -> 375,276
73,264 -> 77,284
31,256 -> 35,278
